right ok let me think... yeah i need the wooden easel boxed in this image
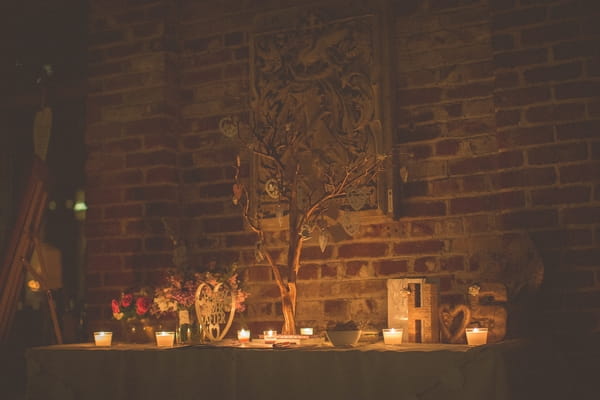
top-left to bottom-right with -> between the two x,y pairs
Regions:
0,155 -> 63,344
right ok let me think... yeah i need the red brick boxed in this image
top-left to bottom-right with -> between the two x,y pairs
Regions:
407,144 -> 433,159
124,117 -> 172,136
430,0 -> 459,9
524,62 -> 582,83
499,210 -> 558,229
125,219 -> 164,235
338,243 -> 387,258
563,206 -> 600,224
87,170 -> 144,187
89,30 -> 124,46
86,187 -> 123,205
126,150 -> 176,168
556,120 -> 600,140
494,86 -> 551,107
224,63 -> 248,79
564,249 -> 600,267
184,36 -> 222,51
86,151 -> 125,171
495,110 -> 521,127
324,300 -> 348,316
521,22 -> 579,45
225,233 -> 257,248
103,271 -> 140,287
414,257 -> 438,273
345,261 -> 367,277
554,39 -> 600,60
448,151 -> 522,175
397,123 -> 442,143
397,88 -> 443,106
298,264 -> 319,280
203,216 -> 244,233
429,178 -> 461,196
462,175 -> 489,192
182,167 -> 226,183
555,81 -> 600,100
492,167 -> 556,189
87,254 -> 122,270
145,202 -> 179,217
492,7 -> 547,30
527,143 -> 588,165
495,71 -> 519,89
321,263 -> 338,278
144,133 -> 177,150
123,254 -> 173,269
393,240 -> 444,254
144,237 -> 173,252
531,229 -> 594,248
410,220 -> 435,236
103,238 -> 142,253
185,201 -> 225,217
104,204 -> 144,219
85,221 -> 122,238
450,191 -> 524,214
146,166 -> 178,183
374,260 -> 409,275
197,182 -> 236,199
182,67 -> 222,85
492,34 -> 514,51
436,140 -> 460,155
403,201 -> 446,217
446,82 -> 494,99
525,103 -> 585,123
446,117 -> 494,136
560,162 -> 600,183
441,255 -> 465,272
494,48 -> 547,68
105,138 -> 143,153
532,186 -> 591,206
126,185 -> 178,201
301,245 -> 333,260
497,126 -> 555,148
247,266 -> 272,282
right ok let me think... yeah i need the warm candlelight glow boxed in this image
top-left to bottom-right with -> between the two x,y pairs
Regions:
155,331 -> 175,347
300,327 -> 313,336
237,329 -> 250,343
382,328 -> 403,345
263,330 -> 277,344
93,331 -> 112,346
465,327 -> 488,346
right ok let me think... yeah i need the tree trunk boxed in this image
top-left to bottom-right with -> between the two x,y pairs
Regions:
279,281 -> 297,334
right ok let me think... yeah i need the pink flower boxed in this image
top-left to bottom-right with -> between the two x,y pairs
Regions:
111,299 -> 121,314
136,296 -> 151,315
121,293 -> 133,308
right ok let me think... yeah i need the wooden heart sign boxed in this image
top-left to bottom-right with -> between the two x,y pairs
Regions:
195,281 -> 236,341
438,304 -> 471,344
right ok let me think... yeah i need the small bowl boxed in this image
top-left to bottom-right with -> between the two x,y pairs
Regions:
326,330 -> 362,347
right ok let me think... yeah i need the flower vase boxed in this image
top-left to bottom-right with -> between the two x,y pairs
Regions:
121,318 -> 155,344
177,309 -> 202,344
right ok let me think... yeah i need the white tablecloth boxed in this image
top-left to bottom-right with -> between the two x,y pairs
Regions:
26,341 -> 508,400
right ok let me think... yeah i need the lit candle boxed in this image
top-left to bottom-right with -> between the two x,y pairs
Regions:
155,331 -> 175,347
300,327 -> 313,336
382,328 -> 404,345
465,327 -> 488,346
93,331 -> 112,346
263,330 -> 277,344
237,329 -> 250,343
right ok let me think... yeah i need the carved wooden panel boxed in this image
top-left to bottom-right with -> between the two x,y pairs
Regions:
249,1 -> 396,225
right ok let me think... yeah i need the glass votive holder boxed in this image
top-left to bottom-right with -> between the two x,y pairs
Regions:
93,331 -> 112,346
263,330 -> 277,344
465,327 -> 488,346
155,331 -> 175,347
382,328 -> 404,345
300,327 -> 313,336
237,329 -> 250,343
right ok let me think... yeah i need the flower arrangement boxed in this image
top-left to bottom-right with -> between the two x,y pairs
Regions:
111,288 -> 153,321
151,263 -> 249,317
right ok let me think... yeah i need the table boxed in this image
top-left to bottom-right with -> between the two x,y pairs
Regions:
26,341 -> 509,400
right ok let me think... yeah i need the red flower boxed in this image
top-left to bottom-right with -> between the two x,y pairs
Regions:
121,293 -> 133,308
111,299 -> 121,314
135,296 -> 151,315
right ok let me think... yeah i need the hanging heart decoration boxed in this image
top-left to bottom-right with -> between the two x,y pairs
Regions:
346,186 -> 368,211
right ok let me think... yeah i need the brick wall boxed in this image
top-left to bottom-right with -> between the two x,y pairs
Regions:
85,0 -> 599,336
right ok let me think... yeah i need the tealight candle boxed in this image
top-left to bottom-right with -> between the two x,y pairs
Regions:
155,331 -> 175,347
263,330 -> 277,344
93,331 -> 112,346
237,329 -> 250,343
382,328 -> 403,345
300,327 -> 313,336
465,327 -> 488,346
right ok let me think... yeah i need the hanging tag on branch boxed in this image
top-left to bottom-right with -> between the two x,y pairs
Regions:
318,229 -> 329,253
